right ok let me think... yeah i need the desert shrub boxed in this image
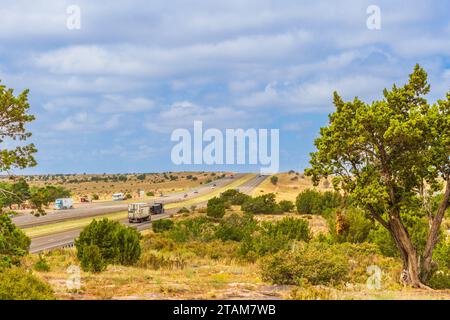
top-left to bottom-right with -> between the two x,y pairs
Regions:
184,240 -> 240,261
138,251 -> 186,270
295,189 -> 322,215
215,213 -> 257,242
328,208 -> 373,243
241,193 -> 278,214
279,200 -> 295,213
219,189 -> 251,205
33,254 -> 50,272
260,242 -> 349,286
270,176 -> 278,185
115,226 -> 142,265
168,217 -> 216,242
296,189 -> 342,215
79,244 -> 106,273
240,217 -> 311,257
290,285 -> 333,300
433,240 -> 450,270
428,270 -> 450,289
152,219 -> 175,233
76,219 -> 120,263
91,193 -> 99,200
142,232 -> 176,251
177,207 -> 190,214
0,268 -> 55,300
75,218 -> 142,270
125,193 -> 132,199
367,226 -> 398,257
206,197 -> 225,218
146,191 -> 155,197
0,213 -> 30,268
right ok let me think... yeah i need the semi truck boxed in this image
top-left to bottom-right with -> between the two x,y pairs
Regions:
54,198 -> 74,210
128,203 -> 151,223
150,202 -> 164,214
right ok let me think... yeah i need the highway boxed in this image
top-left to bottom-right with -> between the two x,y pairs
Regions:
28,174 -> 267,253
13,173 -> 245,229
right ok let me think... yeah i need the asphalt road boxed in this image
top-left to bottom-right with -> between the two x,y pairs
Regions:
29,174 -> 267,253
13,173 -> 245,229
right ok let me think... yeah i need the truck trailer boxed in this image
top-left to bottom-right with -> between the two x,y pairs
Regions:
128,203 -> 151,223
54,198 -> 74,210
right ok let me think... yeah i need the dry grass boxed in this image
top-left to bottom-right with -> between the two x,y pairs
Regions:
252,172 -> 331,202
19,172 -> 230,202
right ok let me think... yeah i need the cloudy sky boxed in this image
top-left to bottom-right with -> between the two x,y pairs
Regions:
1,0 -> 449,174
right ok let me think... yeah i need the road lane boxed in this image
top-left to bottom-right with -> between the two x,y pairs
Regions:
29,174 -> 267,253
14,174 -> 244,229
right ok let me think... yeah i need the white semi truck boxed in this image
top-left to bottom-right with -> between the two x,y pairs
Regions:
128,203 -> 151,223
54,198 -> 74,210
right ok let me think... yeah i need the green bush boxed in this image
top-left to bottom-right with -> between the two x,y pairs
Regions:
177,207 -> 190,214
278,200 -> 295,212
215,213 -> 257,242
219,189 -> 251,205
146,191 -> 155,197
0,268 -> 55,300
433,240 -> 450,270
240,217 -> 311,257
79,244 -> 106,273
260,242 -> 349,286
206,197 -> 225,218
168,217 -> 216,242
328,208 -> 373,243
33,255 -> 50,272
92,193 -> 99,200
428,270 -> 450,289
115,227 -> 142,265
296,189 -> 342,215
270,176 -> 278,185
241,193 -> 278,214
0,213 -> 30,268
152,219 -> 175,233
75,218 -> 142,271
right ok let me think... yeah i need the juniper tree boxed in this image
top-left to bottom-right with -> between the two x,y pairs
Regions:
306,65 -> 450,287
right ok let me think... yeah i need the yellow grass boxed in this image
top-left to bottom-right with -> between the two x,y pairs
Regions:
252,172 -> 331,202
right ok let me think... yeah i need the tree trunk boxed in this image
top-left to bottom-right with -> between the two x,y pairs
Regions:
421,179 -> 450,283
387,215 -> 424,287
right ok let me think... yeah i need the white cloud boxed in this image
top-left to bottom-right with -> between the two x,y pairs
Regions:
54,112 -> 120,131
145,101 -> 257,133
97,95 -> 155,113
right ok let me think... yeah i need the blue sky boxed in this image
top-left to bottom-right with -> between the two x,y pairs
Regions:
1,0 -> 449,174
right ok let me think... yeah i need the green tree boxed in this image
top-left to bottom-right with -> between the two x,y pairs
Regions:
0,214 -> 30,268
270,176 -> 278,185
206,197 -> 225,218
0,83 -> 37,174
306,65 -> 450,287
